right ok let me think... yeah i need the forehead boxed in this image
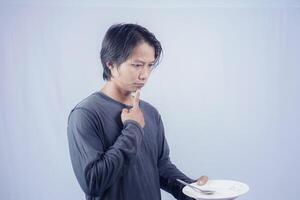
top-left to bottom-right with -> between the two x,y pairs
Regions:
127,42 -> 155,63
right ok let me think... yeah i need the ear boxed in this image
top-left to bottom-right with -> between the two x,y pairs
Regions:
106,61 -> 117,79
106,61 -> 114,70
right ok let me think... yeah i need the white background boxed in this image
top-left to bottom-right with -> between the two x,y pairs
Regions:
1,0 -> 299,200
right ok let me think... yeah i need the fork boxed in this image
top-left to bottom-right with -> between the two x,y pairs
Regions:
176,179 -> 215,195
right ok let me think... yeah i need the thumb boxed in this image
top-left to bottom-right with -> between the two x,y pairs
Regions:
122,108 -> 129,113
197,176 -> 208,185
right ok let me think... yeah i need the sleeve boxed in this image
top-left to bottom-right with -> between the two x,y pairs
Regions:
157,114 -> 196,200
67,108 -> 143,197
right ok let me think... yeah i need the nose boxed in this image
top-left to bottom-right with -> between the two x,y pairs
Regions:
138,66 -> 151,80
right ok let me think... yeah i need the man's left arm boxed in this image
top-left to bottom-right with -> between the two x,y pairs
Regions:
157,114 -> 206,200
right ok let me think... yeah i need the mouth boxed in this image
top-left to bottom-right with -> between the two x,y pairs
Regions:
133,83 -> 145,87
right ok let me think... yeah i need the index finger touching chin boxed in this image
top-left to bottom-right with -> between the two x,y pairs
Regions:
133,89 -> 140,107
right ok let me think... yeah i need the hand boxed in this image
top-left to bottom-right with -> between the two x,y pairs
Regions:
121,89 -> 145,128
196,175 -> 208,186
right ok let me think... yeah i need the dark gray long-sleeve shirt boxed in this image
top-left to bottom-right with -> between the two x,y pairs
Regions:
67,91 -> 195,200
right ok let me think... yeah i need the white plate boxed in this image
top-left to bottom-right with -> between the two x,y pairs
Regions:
182,180 -> 249,200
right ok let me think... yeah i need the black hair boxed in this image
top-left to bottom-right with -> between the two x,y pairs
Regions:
100,23 -> 163,80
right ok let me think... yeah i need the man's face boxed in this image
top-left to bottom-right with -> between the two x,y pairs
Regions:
109,42 -> 155,93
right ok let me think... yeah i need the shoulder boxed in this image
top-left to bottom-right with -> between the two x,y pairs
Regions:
139,99 -> 162,122
140,99 -> 159,114
74,92 -> 100,110
68,92 -> 103,121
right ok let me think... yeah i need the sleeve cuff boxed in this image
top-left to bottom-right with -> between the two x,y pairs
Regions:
123,120 -> 144,135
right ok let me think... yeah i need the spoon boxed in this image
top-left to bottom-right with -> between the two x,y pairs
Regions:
176,179 -> 215,195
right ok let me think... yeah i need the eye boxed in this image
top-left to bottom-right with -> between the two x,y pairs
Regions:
132,64 -> 142,68
148,64 -> 155,69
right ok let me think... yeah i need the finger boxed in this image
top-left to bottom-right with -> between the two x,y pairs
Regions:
132,89 -> 140,108
197,176 -> 208,185
121,108 -> 129,113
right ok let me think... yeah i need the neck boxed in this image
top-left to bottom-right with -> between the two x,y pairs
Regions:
100,81 -> 133,105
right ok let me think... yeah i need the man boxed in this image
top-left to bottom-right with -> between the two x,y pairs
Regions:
67,23 -> 208,200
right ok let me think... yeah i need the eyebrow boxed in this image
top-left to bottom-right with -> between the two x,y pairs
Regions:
132,59 -> 155,64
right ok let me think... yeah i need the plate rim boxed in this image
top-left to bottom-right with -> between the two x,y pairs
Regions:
182,179 -> 250,200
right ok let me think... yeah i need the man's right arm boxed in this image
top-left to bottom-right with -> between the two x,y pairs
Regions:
67,108 -> 143,197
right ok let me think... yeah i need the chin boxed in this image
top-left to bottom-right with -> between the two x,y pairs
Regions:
124,88 -> 136,94
131,86 -> 141,91
126,85 -> 143,93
